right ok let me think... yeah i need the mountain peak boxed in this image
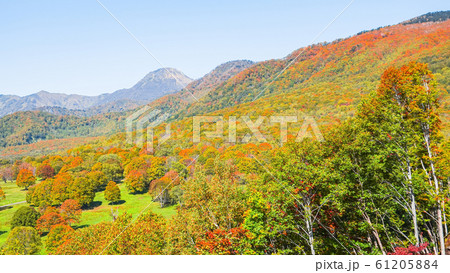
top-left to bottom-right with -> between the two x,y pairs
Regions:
100,68 -> 192,104
0,67 -> 193,117
133,68 -> 192,90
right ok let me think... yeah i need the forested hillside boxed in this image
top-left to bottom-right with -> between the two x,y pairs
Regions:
402,10 -> 450,25
182,20 -> 449,133
1,61 -> 448,255
0,111 -> 126,148
1,19 -> 448,155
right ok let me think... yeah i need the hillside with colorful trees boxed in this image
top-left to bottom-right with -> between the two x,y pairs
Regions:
1,18 -> 448,160
182,20 -> 450,135
0,15 -> 449,255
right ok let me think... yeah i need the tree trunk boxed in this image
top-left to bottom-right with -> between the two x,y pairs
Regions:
407,160 -> 420,245
362,211 -> 386,254
424,132 -> 446,255
410,189 -> 419,245
305,204 -> 315,255
425,225 -> 438,255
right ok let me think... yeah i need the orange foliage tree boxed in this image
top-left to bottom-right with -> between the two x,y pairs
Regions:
59,199 -> 82,225
46,224 -> 74,254
196,227 -> 249,255
16,169 -> 36,190
36,208 -> 67,234
0,186 -> 5,200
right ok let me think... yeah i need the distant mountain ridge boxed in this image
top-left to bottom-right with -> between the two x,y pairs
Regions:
0,60 -> 255,150
0,68 -> 192,117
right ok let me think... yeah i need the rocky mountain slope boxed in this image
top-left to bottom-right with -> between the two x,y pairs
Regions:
0,68 -> 192,117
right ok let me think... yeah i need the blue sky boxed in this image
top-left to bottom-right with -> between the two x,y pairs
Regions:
1,0 -> 448,96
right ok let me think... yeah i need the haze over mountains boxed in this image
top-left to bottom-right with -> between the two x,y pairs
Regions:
0,68 -> 193,117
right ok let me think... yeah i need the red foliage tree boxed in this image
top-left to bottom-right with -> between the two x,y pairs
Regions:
59,199 -> 82,225
388,243 -> 430,255
36,208 -> 67,234
36,164 -> 55,179
196,227 -> 249,255
0,166 -> 13,182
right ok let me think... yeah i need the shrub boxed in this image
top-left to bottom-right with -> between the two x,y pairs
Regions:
1,227 -> 42,255
11,206 -> 40,229
388,243 -> 431,255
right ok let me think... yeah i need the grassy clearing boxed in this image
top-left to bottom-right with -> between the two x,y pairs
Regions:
0,182 -> 177,251
0,182 -> 26,207
0,205 -> 21,245
74,182 -> 177,227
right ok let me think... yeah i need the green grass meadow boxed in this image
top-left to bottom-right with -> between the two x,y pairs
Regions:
0,182 -> 177,252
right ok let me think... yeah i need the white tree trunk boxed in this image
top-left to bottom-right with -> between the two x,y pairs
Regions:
424,132 -> 445,255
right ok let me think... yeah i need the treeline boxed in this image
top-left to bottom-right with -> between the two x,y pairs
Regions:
403,11 -> 450,25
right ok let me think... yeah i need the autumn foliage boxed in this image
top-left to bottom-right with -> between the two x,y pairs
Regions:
36,164 -> 55,179
36,208 -> 67,234
104,181 -> 121,204
59,199 -> 82,225
0,17 -> 449,256
16,169 -> 35,189
196,227 -> 249,255
45,224 -> 74,254
55,212 -> 166,255
0,186 -> 5,200
388,243 -> 431,255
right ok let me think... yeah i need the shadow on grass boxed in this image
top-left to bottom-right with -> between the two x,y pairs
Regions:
0,206 -> 13,212
72,224 -> 90,230
0,230 -> 7,236
109,200 -> 126,205
83,201 -> 103,210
